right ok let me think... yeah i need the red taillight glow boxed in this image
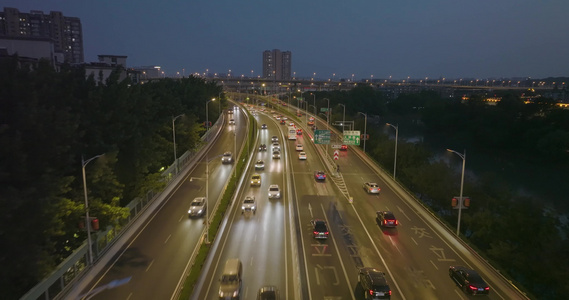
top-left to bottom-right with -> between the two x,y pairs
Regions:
469,285 -> 477,291
369,290 -> 373,295
313,231 -> 318,235
485,287 -> 490,291
388,290 -> 392,295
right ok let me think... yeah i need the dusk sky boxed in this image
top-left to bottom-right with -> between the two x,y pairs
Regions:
6,0 -> 569,80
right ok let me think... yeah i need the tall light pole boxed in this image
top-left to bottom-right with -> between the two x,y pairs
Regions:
311,93 -> 316,117
358,112 -> 367,153
172,114 -> 185,174
447,149 -> 466,236
206,98 -> 215,142
324,98 -> 330,130
82,153 -> 104,265
339,103 -> 346,133
386,123 -> 398,179
205,98 -> 215,244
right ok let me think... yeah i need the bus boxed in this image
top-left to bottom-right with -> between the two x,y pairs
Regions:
288,126 -> 297,140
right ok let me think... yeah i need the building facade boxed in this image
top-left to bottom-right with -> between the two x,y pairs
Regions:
0,7 -> 83,63
262,49 -> 291,80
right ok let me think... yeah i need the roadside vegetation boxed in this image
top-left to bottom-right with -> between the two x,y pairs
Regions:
0,57 -> 223,298
308,86 -> 569,299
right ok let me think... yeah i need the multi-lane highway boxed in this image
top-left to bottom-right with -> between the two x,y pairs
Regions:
73,98 -> 526,300
73,105 -> 249,299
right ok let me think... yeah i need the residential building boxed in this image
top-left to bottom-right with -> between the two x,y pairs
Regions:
0,7 -> 83,63
263,49 -> 291,80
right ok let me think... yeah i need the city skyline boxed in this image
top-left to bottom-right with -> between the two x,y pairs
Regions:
3,0 -> 568,80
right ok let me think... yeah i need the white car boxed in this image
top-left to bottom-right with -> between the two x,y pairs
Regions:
268,185 -> 281,199
298,152 -> 307,160
271,136 -> 279,142
241,196 -> 256,214
272,143 -> 280,151
272,151 -> 281,159
229,119 -> 235,125
296,144 -> 304,151
221,152 -> 233,164
254,160 -> 265,170
363,182 -> 381,194
188,197 -> 207,217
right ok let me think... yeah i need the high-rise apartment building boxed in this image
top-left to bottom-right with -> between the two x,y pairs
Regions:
0,7 -> 83,63
263,49 -> 291,80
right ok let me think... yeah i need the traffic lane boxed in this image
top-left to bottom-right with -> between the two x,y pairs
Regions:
88,162 -> 228,299
84,117 -> 247,299
199,168 -> 288,299
342,165 -> 506,299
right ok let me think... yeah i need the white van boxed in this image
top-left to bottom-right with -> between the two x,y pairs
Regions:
219,258 -> 242,299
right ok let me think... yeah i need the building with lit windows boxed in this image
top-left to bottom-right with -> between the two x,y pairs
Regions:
262,49 -> 291,80
0,7 -> 83,63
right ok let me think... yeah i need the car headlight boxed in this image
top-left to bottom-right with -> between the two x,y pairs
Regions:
233,290 -> 239,297
241,206 -> 245,209
197,209 -> 202,214
252,206 -> 256,210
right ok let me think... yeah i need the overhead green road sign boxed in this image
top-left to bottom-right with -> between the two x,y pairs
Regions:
314,130 -> 331,144
320,108 -> 329,112
343,130 -> 360,145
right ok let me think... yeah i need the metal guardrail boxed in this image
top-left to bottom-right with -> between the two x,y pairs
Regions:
20,116 -> 225,300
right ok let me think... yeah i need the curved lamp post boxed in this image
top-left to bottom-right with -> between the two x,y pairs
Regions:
172,114 -> 185,174
447,148 -> 466,236
204,98 -> 215,244
386,123 -> 398,179
357,112 -> 367,153
82,153 -> 104,265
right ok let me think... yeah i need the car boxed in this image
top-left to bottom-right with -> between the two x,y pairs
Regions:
268,184 -> 281,199
314,171 -> 326,181
298,152 -> 307,160
272,151 -> 281,159
311,125 -> 317,131
241,196 -> 257,214
255,160 -> 265,170
221,152 -> 234,164
376,211 -> 398,227
280,119 -> 286,125
282,116 -> 288,120
359,267 -> 392,299
296,128 -> 303,135
449,266 -> 490,295
309,116 -> 315,122
307,120 -> 315,126
261,124 -> 267,129
229,118 -> 235,125
363,182 -> 381,194
272,143 -> 280,151
289,121 -> 294,127
275,115 -> 281,120
257,286 -> 279,300
227,109 -> 233,114
340,144 -> 348,151
296,112 -> 302,117
311,219 -> 329,239
296,144 -> 304,151
258,144 -> 267,151
251,174 -> 262,186
188,197 -> 207,217
271,135 -> 279,142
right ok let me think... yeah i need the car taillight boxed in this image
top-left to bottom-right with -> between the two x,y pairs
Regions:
395,220 -> 398,225
325,232 -> 329,235
313,231 -> 318,235
469,285 -> 477,291
388,290 -> 392,295
383,220 -> 387,225
485,287 -> 490,291
369,290 -> 373,296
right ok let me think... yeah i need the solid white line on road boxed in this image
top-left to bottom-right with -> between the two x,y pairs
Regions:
411,237 -> 418,246
430,260 -> 439,270
164,234 -> 171,244
321,204 -> 356,300
397,205 -> 412,221
126,292 -> 133,300
145,259 -> 154,272
178,214 -> 184,222
454,289 -> 465,299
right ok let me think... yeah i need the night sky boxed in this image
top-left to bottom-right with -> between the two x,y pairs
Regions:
5,0 -> 569,80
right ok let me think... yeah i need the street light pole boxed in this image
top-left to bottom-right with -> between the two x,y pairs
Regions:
358,112 -> 367,153
339,103 -> 346,133
82,153 -> 104,266
172,114 -> 184,174
205,98 -> 215,244
386,123 -> 398,179
447,149 -> 466,236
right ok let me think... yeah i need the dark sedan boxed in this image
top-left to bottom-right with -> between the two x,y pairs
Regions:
314,171 -> 326,181
449,266 -> 490,295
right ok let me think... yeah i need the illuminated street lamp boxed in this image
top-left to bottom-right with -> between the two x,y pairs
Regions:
82,153 -> 105,265
447,148 -> 466,236
339,103 -> 346,132
357,112 -> 367,153
386,123 -> 398,179
172,114 -> 185,174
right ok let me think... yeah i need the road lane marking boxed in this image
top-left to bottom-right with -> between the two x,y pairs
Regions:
397,205 -> 412,221
411,237 -> 418,245
430,260 -> 439,270
164,234 -> 171,244
454,289 -> 465,299
145,259 -> 154,272
178,214 -> 184,222
320,204 -> 356,300
127,292 -> 133,300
